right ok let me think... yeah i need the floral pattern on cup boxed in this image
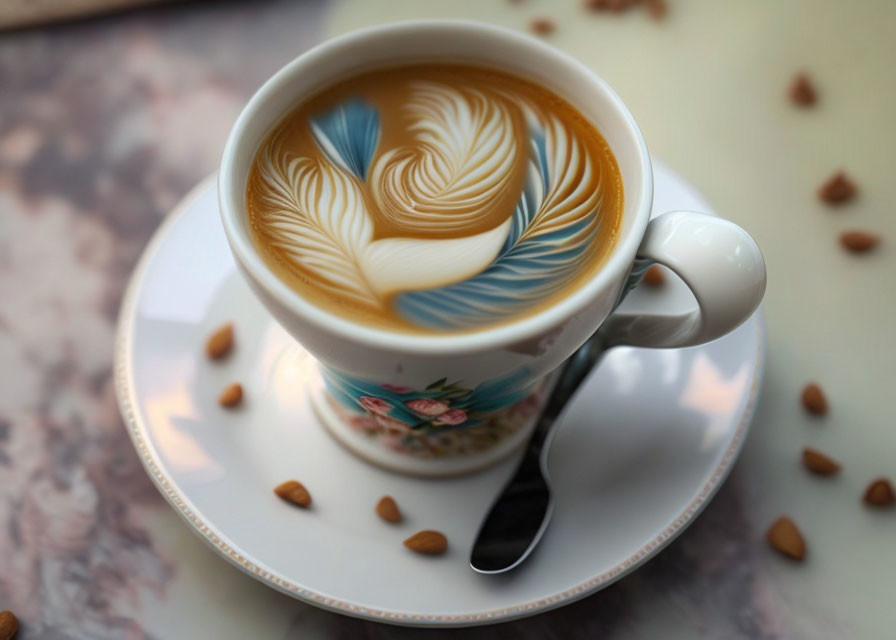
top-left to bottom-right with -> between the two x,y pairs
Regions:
324,381 -> 547,459
321,366 -> 536,438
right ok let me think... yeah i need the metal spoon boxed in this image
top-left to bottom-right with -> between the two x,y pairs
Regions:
470,333 -> 607,574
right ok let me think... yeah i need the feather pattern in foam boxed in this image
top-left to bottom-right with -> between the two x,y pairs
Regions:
255,144 -> 379,309
394,111 -> 603,329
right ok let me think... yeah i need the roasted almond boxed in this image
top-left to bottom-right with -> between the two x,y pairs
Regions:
818,171 -> 856,205
863,477 -> 895,507
0,610 -> 18,640
766,516 -> 806,561
205,323 -> 234,360
274,480 -> 312,508
530,18 -> 555,35
218,383 -> 243,408
403,530 -> 448,555
840,230 -> 880,254
642,264 -> 665,287
789,73 -> 817,106
801,383 -> 828,415
802,447 -> 841,475
376,496 -> 402,523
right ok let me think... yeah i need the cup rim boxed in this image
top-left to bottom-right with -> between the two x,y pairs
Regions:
219,19 -> 653,356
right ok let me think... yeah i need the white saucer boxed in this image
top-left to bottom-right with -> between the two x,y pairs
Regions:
114,162 -> 765,627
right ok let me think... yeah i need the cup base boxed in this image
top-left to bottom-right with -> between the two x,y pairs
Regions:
309,380 -> 548,477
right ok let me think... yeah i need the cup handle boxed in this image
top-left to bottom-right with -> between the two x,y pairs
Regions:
600,211 -> 766,348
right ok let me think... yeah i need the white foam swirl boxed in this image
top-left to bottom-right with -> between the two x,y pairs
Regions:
256,146 -> 380,309
392,104 -> 606,328
256,140 -> 514,304
369,83 -> 519,234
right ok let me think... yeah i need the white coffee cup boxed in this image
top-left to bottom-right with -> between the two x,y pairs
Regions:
219,20 -> 766,476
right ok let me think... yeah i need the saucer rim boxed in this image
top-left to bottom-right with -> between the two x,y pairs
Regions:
114,174 -> 765,627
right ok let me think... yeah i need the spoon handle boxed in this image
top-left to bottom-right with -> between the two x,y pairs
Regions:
469,334 -> 607,574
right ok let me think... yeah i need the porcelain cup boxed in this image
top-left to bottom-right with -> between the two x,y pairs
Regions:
219,20 -> 767,476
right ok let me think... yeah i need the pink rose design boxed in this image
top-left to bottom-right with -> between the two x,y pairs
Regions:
433,409 -> 468,426
359,395 -> 392,416
405,398 -> 449,417
382,384 -> 413,394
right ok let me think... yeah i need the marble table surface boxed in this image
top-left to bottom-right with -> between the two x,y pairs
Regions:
1,0 -> 893,638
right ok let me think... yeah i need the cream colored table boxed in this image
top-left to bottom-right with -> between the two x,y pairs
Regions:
0,1 -> 892,638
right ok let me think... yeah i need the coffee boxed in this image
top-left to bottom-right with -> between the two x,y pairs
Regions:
246,63 -> 623,332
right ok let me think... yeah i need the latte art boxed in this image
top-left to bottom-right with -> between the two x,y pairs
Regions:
246,64 -> 623,332
369,83 -> 521,235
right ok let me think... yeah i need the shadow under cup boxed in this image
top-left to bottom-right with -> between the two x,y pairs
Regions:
218,21 -> 653,477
